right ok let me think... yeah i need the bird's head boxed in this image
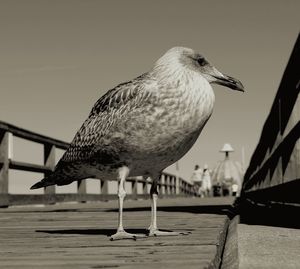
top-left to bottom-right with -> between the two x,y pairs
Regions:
154,47 -> 244,92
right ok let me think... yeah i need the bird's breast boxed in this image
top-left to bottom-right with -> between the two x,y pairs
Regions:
115,79 -> 215,162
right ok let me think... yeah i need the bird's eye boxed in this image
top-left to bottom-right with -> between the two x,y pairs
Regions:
197,57 -> 206,66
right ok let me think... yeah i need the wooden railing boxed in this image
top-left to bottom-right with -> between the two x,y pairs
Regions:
0,121 -> 197,207
241,33 -> 300,205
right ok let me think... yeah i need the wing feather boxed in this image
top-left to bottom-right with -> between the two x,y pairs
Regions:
61,73 -> 151,163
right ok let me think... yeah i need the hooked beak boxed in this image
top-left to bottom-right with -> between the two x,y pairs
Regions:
207,67 -> 244,92
212,74 -> 244,92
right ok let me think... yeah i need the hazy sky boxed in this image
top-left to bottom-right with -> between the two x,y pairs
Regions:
1,0 -> 299,193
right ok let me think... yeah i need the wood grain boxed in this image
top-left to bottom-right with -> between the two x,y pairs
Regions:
0,197 -> 233,269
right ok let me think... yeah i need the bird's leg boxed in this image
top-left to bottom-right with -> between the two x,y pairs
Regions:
148,176 -> 190,237
110,166 -> 146,241
148,179 -> 158,232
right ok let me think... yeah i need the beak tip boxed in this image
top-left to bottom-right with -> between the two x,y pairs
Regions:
237,84 -> 245,92
212,74 -> 244,92
233,80 -> 244,92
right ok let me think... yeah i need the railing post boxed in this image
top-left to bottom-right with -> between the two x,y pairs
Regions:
132,178 -> 138,199
142,178 -> 148,195
164,175 -> 168,195
77,179 -> 87,202
44,144 -> 56,204
170,176 -> 175,195
168,176 -> 172,195
170,176 -> 173,195
180,179 -> 184,195
176,176 -> 180,195
100,179 -> 108,195
160,174 -> 165,195
157,175 -> 161,194
0,131 -> 9,207
173,177 -> 176,194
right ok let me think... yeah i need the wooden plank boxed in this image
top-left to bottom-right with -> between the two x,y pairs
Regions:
0,197 -> 232,269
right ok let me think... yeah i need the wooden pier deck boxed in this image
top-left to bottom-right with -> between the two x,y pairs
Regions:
0,197 -> 234,269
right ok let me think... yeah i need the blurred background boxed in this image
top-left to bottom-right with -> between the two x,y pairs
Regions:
1,0 -> 299,194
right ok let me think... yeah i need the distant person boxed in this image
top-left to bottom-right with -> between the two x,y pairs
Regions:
213,182 -> 222,197
190,165 -> 203,196
232,181 -> 239,196
201,164 -> 212,197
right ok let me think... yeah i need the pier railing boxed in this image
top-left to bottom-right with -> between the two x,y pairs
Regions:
241,33 -> 300,206
0,121 -> 197,207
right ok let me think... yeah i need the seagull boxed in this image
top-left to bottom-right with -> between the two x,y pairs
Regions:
31,47 -> 244,240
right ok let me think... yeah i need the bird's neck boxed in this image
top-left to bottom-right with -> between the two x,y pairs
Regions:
152,59 -> 186,85
151,66 -> 215,106
180,73 -> 215,121
147,67 -> 215,133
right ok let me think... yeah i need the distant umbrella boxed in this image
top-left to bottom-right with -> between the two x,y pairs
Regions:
212,144 -> 244,192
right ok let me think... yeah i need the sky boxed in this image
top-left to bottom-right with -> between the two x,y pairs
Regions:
1,0 -> 299,193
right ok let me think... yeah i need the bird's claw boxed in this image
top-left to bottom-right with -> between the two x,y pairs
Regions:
109,230 -> 146,241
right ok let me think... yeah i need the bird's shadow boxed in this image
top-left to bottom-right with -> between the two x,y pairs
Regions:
36,228 -> 176,236
35,204 -> 234,236
35,203 -> 233,236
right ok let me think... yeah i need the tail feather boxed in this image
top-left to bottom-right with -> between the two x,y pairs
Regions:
30,161 -> 89,190
30,177 -> 55,189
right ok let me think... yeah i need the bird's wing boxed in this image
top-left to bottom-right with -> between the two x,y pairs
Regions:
60,73 -> 152,163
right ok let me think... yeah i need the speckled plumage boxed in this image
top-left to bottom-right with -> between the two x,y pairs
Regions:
30,47 -> 244,241
31,47 -> 243,189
